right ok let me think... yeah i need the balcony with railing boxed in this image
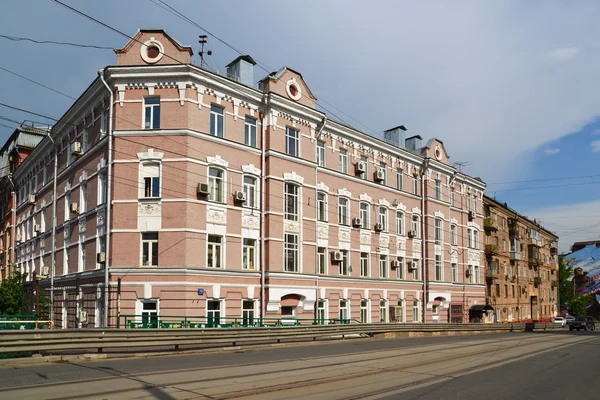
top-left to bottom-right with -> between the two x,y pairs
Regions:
510,250 -> 521,261
485,244 -> 499,258
484,218 -> 498,233
486,260 -> 498,281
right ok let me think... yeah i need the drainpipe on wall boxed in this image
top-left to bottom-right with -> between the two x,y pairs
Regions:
421,158 -> 429,323
48,133 -> 58,325
99,69 -> 114,328
259,93 -> 271,321
314,116 -> 327,319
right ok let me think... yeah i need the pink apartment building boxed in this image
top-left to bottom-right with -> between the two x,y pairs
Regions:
10,30 -> 487,328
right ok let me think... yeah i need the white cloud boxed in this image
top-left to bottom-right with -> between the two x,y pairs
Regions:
591,140 -> 600,153
544,147 -> 560,155
525,200 -> 600,253
547,47 -> 581,63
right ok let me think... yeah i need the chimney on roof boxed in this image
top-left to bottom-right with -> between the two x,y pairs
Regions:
226,55 -> 256,87
405,135 -> 423,151
383,125 -> 407,148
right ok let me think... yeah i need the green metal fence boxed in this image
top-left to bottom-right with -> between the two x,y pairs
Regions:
0,315 -> 37,330
120,314 -> 355,329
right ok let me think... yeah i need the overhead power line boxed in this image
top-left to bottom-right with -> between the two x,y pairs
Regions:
0,66 -> 76,100
0,103 -> 59,121
0,34 -> 113,49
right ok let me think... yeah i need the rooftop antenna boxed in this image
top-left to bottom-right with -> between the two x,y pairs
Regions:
453,161 -> 471,173
198,35 -> 212,69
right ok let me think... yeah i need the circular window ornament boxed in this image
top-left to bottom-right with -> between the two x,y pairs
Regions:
286,79 -> 302,101
434,145 -> 443,160
140,38 -> 164,64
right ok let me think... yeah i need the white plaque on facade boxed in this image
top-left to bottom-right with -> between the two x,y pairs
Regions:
379,234 -> 390,249
242,214 -> 260,229
206,208 -> 226,225
284,220 -> 300,233
339,227 -> 351,242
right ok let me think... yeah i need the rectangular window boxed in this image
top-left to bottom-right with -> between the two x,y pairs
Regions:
338,198 -> 349,226
396,256 -> 404,279
78,233 -> 86,272
380,300 -> 387,323
380,255 -> 388,278
317,192 -> 327,222
435,180 -> 441,200
413,300 -> 420,322
451,224 -> 457,246
317,247 -> 326,274
360,155 -> 369,180
43,166 -> 47,186
360,252 -> 369,277
97,226 -> 106,269
208,168 -> 224,203
242,238 -> 256,270
143,97 -> 160,129
450,188 -> 455,207
397,168 -> 403,191
210,105 -> 224,137
359,202 -> 369,229
207,300 -> 221,326
207,235 -> 223,268
474,265 -> 480,284
411,215 -> 420,238
512,285 -> 516,298
468,229 -> 474,249
141,300 -> 159,328
284,183 -> 299,221
412,260 -> 420,280
80,182 -> 87,214
412,175 -> 419,195
360,300 -> 369,323
316,300 -> 326,323
435,255 -> 442,281
339,299 -> 349,320
379,162 -> 387,185
142,163 -> 160,198
396,300 -> 404,323
242,300 -> 255,326
396,212 -> 404,235
284,234 -> 299,272
141,232 -> 158,266
41,208 -> 46,232
316,140 -> 325,167
379,207 -> 388,232
286,127 -> 299,157
243,176 -> 257,208
339,149 -> 348,174
65,192 -> 71,223
244,117 -> 257,147
98,172 -> 107,205
434,218 -> 442,245
468,265 -> 474,284
451,263 -> 458,282
467,196 -> 472,211
339,250 -> 349,275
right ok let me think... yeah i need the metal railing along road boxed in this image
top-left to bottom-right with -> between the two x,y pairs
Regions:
0,322 -> 562,356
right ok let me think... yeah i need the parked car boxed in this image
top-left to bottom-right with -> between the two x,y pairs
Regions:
551,317 -> 566,327
566,316 -> 575,324
568,316 -> 596,331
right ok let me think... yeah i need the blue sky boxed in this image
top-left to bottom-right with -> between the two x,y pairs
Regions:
1,0 -> 600,251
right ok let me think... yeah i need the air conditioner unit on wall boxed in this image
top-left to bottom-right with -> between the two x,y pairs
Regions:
355,161 -> 366,174
28,194 -> 36,205
466,269 -> 472,277
71,141 -> 82,155
41,266 -> 49,276
374,223 -> 383,232
468,211 -> 475,221
233,191 -> 246,202
391,260 -> 400,269
352,217 -> 362,228
70,202 -> 79,214
331,251 -> 343,262
34,225 -> 41,233
408,262 -> 417,271
374,169 -> 385,182
97,252 -> 106,263
197,183 -> 210,196
408,230 -> 416,238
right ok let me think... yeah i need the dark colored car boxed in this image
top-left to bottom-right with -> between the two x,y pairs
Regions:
568,316 -> 596,331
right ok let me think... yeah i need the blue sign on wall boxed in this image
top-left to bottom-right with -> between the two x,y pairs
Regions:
197,288 -> 205,295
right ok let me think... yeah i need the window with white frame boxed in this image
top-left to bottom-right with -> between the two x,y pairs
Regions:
143,97 -> 160,129
284,183 -> 299,221
435,180 -> 441,200
360,155 -> 369,180
360,252 -> 369,277
339,299 -> 349,320
396,211 -> 404,235
468,265 -> 474,284
286,127 -> 299,157
379,255 -> 388,278
339,149 -> 348,174
210,105 -> 224,137
413,300 -> 420,322
435,255 -> 442,281
208,167 -> 224,203
207,299 -> 222,326
78,233 -> 86,272
397,168 -> 403,191
141,232 -> 158,266
467,195 -> 472,211
411,214 -> 420,238
450,188 -> 455,207
474,196 -> 478,214
412,259 -> 420,280
467,228 -> 474,249
339,250 -> 349,275
317,247 -> 326,274
379,162 -> 387,185
41,208 -> 46,232
316,140 -> 325,167
380,299 -> 388,322
98,171 -> 107,205
207,235 -> 223,268
451,224 -> 457,246
412,175 -> 419,195
284,234 -> 299,272
451,262 -> 458,282
338,197 -> 349,226
43,166 -> 47,186
317,192 -> 327,222
242,300 -> 255,325
434,218 -> 443,245
474,229 -> 479,249
244,117 -> 257,147
141,300 -> 159,328
359,202 -> 369,229
360,299 -> 369,323
316,299 -> 326,323
379,207 -> 388,232
396,256 -> 404,279
64,192 -> 71,222
142,163 -> 161,198
63,235 -> 70,275
397,299 -> 404,323
96,225 -> 106,269
474,265 -> 480,284
242,238 -> 256,270
243,176 -> 257,208
79,181 -> 87,214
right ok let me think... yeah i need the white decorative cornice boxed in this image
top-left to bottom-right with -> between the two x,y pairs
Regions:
206,155 -> 229,168
434,211 -> 445,219
242,164 -> 261,176
138,148 -> 164,161
359,193 -> 372,203
412,207 -> 421,215
338,188 -> 352,198
450,218 -> 458,224
317,182 -> 330,192
379,199 -> 391,207
284,171 -> 304,184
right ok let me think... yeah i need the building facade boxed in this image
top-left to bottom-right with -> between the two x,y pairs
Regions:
483,195 -> 559,322
9,30 -> 488,328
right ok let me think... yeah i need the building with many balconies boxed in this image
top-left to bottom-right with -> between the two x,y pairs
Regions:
8,29 -> 488,328
483,195 -> 559,322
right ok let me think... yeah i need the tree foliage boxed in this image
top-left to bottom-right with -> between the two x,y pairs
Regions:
568,294 -> 594,317
0,268 -> 24,315
558,255 -> 574,308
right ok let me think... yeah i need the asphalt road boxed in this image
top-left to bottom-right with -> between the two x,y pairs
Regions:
0,329 -> 597,399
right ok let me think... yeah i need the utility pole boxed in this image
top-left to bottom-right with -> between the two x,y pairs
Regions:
198,35 -> 212,69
